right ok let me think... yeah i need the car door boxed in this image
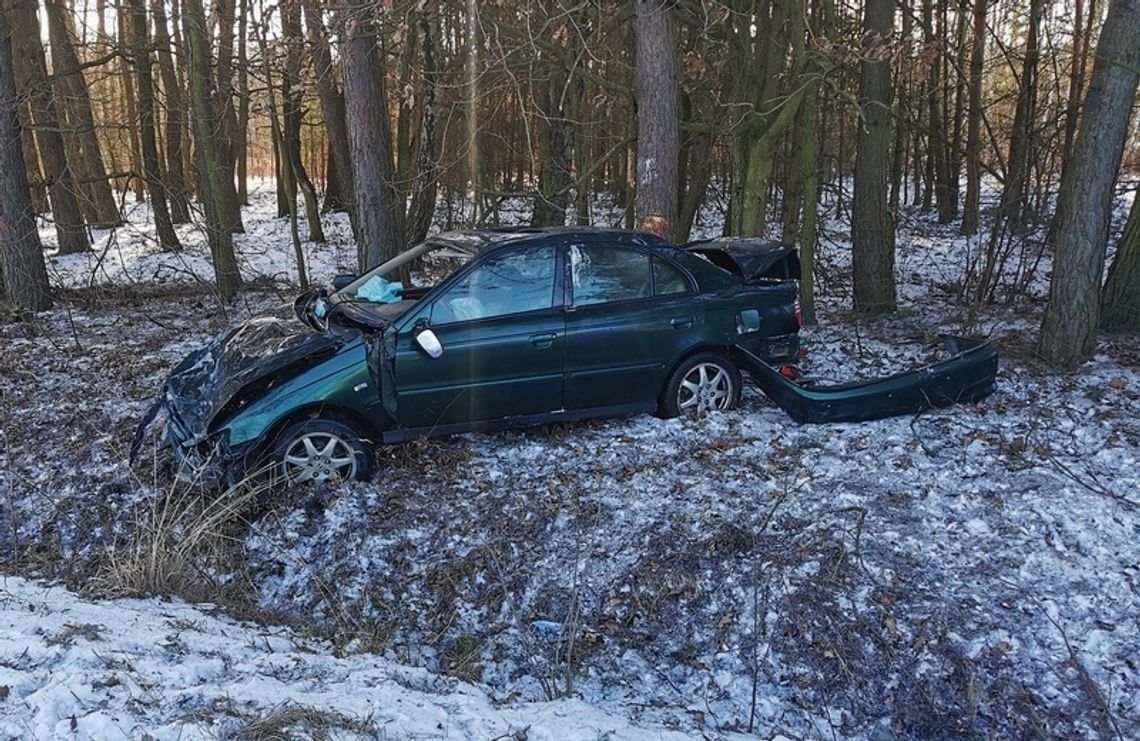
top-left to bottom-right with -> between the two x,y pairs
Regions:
392,244 -> 566,430
563,242 -> 699,410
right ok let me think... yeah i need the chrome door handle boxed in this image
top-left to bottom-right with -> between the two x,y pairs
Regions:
669,316 -> 694,329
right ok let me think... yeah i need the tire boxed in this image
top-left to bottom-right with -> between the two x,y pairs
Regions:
268,418 -> 374,484
659,352 -> 742,419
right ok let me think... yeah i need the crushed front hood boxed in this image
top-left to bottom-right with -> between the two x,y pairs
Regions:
164,301 -> 341,438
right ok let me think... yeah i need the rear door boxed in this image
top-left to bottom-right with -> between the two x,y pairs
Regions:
563,242 -> 699,410
393,244 -> 566,429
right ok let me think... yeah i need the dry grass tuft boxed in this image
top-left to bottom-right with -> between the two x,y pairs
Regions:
234,704 -> 378,741
91,467 -> 267,600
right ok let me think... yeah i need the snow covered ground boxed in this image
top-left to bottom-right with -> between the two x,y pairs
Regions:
3,184 -> 1139,738
0,575 -> 695,739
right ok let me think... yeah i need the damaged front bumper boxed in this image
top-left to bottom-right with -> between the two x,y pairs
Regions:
735,335 -> 999,423
130,389 -> 254,488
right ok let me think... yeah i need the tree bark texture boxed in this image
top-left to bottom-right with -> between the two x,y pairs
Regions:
336,0 -> 405,270
633,0 -> 679,241
4,0 -> 89,254
960,0 -> 986,236
0,3 -> 51,310
1037,0 -> 1140,367
127,0 -> 181,250
151,0 -> 190,222
1100,191 -> 1140,332
852,0 -> 897,315
44,0 -> 120,227
304,0 -> 356,226
184,0 -> 241,299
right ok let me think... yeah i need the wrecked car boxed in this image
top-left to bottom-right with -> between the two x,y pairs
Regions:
132,229 -> 997,486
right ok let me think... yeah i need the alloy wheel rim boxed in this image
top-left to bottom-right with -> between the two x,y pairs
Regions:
282,433 -> 357,483
678,363 -> 733,416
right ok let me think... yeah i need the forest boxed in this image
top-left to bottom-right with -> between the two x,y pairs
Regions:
0,0 -> 1137,364
2,0 -> 1140,738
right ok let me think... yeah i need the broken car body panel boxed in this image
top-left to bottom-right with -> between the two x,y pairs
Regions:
735,335 -> 999,423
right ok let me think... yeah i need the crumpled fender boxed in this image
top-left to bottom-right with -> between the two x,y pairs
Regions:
735,335 -> 999,423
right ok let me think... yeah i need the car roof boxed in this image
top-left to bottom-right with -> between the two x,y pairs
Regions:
427,226 -> 676,255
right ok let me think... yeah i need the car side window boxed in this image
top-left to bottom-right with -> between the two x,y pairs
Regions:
570,244 -> 651,306
430,246 -> 556,323
653,257 -> 691,295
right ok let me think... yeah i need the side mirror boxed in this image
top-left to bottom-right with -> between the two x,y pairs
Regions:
415,328 -> 444,358
331,273 -> 357,291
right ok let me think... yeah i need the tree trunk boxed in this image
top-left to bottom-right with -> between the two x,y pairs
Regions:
281,0 -> 324,242
336,0 -> 405,270
235,0 -> 249,205
151,0 -> 190,222
1100,191 -> 1140,331
304,0 -> 356,228
127,0 -> 180,250
44,0 -> 120,227
531,65 -> 571,227
184,0 -> 241,299
118,1 -> 145,202
632,0 -> 679,241
960,0 -> 986,235
0,3 -> 50,311
852,0 -> 897,315
405,4 -> 439,247
1038,0 -> 1140,367
975,0 -> 1043,300
1060,0 -> 1097,187
212,0 -> 243,232
4,0 -> 88,254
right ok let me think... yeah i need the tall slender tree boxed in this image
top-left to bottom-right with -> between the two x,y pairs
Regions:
1100,191 -> 1140,332
852,0 -> 897,315
336,0 -> 404,270
44,0 -> 120,228
1038,0 -> 1140,367
632,0 -> 679,240
127,0 -> 180,250
3,0 -> 89,255
151,0 -> 190,223
0,2 -> 50,311
184,0 -> 241,298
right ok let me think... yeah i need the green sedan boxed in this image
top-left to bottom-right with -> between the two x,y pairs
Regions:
134,228 -> 802,486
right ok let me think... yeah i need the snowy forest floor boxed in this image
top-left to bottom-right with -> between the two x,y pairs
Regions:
2,182 -> 1140,739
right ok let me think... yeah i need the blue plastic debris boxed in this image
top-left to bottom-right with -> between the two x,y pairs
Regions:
531,620 -> 562,637
356,276 -> 404,304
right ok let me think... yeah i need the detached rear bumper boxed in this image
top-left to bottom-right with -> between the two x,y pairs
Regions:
735,335 -> 998,423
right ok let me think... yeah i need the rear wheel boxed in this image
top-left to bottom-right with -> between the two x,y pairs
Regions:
269,418 -> 373,484
659,352 -> 742,418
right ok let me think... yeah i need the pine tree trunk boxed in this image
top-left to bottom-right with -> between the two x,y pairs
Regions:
304,0 -> 355,227
183,0 -> 241,299
336,0 -> 405,270
1100,191 -> 1140,331
852,0 -> 897,315
1038,0 -> 1140,367
212,0 -> 243,232
4,0 -> 89,254
127,0 -> 180,250
118,1 -> 145,202
44,0 -> 120,228
281,0 -> 324,242
151,0 -> 190,222
632,0 -> 679,240
960,0 -> 986,235
0,3 -> 51,311
405,5 -> 439,247
235,0 -> 249,205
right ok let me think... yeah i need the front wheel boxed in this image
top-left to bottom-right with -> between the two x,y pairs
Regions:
659,352 -> 742,418
269,418 -> 374,484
